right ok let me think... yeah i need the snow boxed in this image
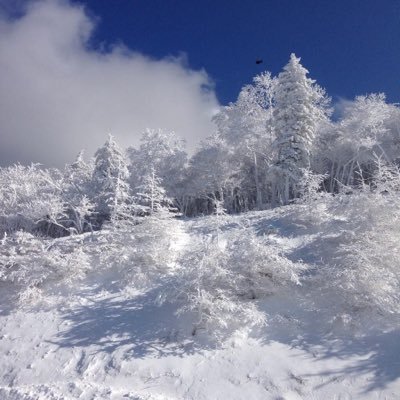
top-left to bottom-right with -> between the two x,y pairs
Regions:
1,210 -> 400,399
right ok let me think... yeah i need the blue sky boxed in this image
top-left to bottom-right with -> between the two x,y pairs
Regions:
71,0 -> 400,104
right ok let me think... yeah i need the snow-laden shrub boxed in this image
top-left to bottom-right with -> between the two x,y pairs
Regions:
0,231 -> 92,303
322,161 -> 400,320
287,168 -> 333,226
161,230 -> 305,341
0,164 -> 67,236
97,214 -> 180,288
296,168 -> 327,203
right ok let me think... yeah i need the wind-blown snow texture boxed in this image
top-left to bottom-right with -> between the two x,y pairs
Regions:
1,207 -> 400,400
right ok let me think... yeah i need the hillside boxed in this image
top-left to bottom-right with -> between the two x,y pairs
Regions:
1,199 -> 399,400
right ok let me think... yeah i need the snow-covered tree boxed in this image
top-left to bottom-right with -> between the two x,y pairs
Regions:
270,54 -> 331,205
211,72 -> 277,209
91,134 -> 131,225
319,94 -> 399,191
128,129 -> 187,200
0,164 -> 66,236
182,133 -> 240,215
0,230 -> 92,303
135,166 -> 171,215
61,151 -> 95,234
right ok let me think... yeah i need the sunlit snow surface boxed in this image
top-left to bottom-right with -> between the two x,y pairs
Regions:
1,210 -> 400,400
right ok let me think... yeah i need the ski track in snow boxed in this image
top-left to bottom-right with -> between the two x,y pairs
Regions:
1,215 -> 400,399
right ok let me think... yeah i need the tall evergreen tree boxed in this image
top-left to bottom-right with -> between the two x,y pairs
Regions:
271,54 -> 330,205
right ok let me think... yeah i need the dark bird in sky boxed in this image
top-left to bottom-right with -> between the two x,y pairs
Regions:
256,59 -> 263,65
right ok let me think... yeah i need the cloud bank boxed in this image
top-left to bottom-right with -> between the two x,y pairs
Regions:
0,0 -> 219,166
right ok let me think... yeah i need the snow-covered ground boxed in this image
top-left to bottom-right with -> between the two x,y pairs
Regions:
1,210 -> 400,399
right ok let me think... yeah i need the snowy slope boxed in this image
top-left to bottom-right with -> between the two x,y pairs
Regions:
1,211 -> 400,399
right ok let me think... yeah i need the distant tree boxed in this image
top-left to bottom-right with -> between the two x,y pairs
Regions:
62,151 -> 95,234
91,135 -> 131,225
128,129 -> 187,200
183,133 -> 239,215
135,166 -> 171,215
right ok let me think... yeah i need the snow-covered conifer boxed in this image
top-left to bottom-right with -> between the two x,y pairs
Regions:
91,134 -> 131,224
271,54 -> 330,205
62,151 -> 95,234
135,166 -> 171,215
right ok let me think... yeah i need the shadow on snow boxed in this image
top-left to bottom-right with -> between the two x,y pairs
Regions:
258,289 -> 400,394
50,286 -> 207,360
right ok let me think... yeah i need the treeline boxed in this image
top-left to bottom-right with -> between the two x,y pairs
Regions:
1,54 -> 400,237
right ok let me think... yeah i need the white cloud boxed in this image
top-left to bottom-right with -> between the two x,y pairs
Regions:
0,0 -> 219,166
